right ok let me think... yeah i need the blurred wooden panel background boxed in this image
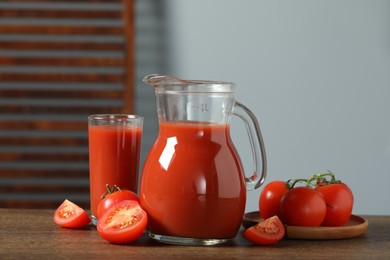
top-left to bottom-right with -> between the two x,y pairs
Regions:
0,0 -> 132,209
0,0 -> 165,209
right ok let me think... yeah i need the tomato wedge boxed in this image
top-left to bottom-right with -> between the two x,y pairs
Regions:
97,200 -> 147,244
53,199 -> 91,228
243,216 -> 285,245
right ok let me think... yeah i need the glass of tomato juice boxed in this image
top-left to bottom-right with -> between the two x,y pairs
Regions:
88,114 -> 143,222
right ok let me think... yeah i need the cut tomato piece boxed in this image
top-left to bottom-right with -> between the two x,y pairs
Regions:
243,215 -> 285,245
97,200 -> 147,244
53,199 -> 91,228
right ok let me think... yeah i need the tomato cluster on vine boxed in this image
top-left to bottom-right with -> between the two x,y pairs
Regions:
259,171 -> 354,227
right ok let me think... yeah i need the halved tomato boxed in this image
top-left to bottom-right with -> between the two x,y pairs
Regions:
97,200 -> 147,244
53,199 -> 91,228
243,215 -> 285,245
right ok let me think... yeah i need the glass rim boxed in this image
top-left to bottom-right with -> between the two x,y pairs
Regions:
88,114 -> 143,124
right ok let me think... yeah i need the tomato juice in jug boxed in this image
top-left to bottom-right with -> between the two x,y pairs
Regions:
140,74 -> 267,245
140,121 -> 246,239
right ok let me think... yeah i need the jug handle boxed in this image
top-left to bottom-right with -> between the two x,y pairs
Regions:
233,101 -> 267,190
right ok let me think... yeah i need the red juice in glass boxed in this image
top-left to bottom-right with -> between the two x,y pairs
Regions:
140,122 -> 246,239
88,115 -> 143,218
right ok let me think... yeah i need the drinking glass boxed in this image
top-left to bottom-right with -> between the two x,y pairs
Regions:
88,114 -> 143,223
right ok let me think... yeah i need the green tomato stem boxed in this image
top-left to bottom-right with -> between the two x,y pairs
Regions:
286,178 -> 310,189
105,184 -> 113,194
307,170 -> 340,186
285,170 -> 340,190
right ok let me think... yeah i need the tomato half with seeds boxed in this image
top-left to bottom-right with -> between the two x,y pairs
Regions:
53,199 -> 91,228
97,200 -> 147,244
243,215 -> 285,245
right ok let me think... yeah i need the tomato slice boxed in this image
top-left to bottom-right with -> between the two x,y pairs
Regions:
243,216 -> 285,245
53,199 -> 91,228
97,200 -> 147,244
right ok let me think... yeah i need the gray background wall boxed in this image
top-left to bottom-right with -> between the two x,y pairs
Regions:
136,0 -> 390,215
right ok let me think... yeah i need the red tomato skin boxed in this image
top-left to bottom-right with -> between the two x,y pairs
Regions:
279,187 -> 326,227
97,200 -> 147,244
259,181 -> 289,220
243,216 -> 285,245
316,183 -> 354,226
53,199 -> 91,228
96,190 -> 139,219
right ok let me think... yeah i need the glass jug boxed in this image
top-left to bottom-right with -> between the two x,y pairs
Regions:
140,74 -> 267,245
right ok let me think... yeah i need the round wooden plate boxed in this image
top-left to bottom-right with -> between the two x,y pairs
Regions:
242,211 -> 368,240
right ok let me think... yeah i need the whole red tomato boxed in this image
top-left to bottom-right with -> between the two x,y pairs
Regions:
259,180 -> 289,219
315,182 -> 354,226
97,185 -> 139,219
279,186 -> 326,226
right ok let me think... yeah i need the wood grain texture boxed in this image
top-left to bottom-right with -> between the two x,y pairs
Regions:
0,210 -> 389,259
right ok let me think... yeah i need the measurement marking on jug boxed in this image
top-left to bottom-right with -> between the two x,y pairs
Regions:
192,103 -> 209,112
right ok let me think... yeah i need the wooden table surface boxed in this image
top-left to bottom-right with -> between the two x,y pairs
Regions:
0,208 -> 389,259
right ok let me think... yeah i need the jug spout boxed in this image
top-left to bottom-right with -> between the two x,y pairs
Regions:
143,74 -> 235,93
143,74 -> 185,87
